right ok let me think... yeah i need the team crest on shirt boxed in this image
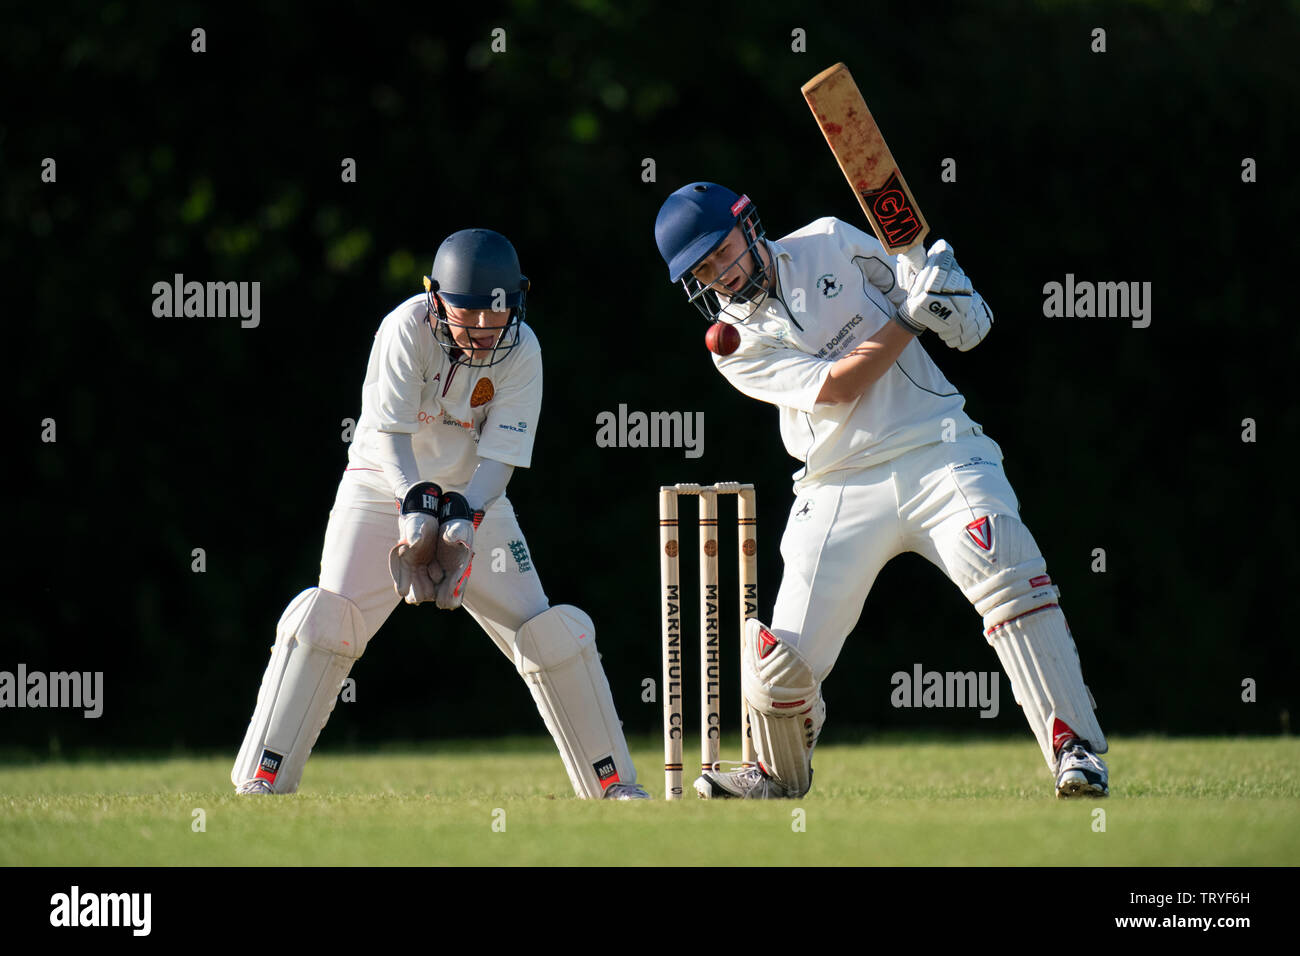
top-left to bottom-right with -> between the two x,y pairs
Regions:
817,274 -> 841,298
471,378 -> 494,407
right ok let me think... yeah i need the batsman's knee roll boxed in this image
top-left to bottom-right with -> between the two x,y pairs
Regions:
741,619 -> 824,797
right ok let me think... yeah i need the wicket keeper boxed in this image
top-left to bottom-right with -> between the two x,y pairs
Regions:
232,229 -> 648,799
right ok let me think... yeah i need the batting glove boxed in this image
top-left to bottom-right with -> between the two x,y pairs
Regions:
897,240 -> 991,350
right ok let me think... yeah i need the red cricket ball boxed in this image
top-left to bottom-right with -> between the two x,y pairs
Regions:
705,321 -> 741,356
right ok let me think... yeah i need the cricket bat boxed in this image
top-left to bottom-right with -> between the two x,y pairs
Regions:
802,62 -> 929,266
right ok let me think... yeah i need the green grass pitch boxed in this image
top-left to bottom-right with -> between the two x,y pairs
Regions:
2,735 -> 1296,866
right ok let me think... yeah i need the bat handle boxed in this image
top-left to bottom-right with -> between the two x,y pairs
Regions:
901,244 -> 927,273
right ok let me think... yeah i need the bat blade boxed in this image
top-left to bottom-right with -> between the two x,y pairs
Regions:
802,62 -> 929,257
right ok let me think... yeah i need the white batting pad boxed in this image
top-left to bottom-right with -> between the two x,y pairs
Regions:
232,588 -> 370,793
514,605 -> 636,798
740,618 -> 824,796
940,514 -> 1106,771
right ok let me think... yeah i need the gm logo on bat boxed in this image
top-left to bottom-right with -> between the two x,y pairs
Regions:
862,171 -> 923,248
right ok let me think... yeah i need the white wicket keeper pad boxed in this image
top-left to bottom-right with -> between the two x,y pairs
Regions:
232,588 -> 370,793
513,605 -> 636,798
938,513 -> 1106,771
741,619 -> 824,796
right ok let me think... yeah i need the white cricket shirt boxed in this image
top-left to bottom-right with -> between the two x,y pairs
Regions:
348,294 -> 542,493
713,217 -> 976,488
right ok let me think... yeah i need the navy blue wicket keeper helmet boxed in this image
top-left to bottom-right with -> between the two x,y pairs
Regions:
424,228 -> 529,367
654,182 -> 769,322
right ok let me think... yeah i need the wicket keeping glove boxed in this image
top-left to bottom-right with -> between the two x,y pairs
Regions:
433,492 -> 480,611
388,482 -> 445,605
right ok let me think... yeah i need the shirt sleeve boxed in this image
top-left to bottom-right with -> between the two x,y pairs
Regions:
373,431 -> 421,502
373,311 -> 430,434
833,219 -> 909,309
713,340 -> 832,414
475,333 -> 542,467
463,458 -> 515,512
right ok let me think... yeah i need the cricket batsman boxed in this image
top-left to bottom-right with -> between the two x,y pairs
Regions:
654,183 -> 1109,800
232,229 -> 648,799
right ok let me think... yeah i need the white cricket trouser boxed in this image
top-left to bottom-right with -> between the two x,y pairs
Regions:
772,430 -> 1022,678
319,468 -> 549,657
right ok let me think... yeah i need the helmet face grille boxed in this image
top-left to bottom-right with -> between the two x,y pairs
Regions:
425,290 -> 527,369
680,205 -> 769,323
424,229 -> 529,367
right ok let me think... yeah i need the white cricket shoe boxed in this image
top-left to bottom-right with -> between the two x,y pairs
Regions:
1055,739 -> 1109,799
235,778 -> 275,795
694,765 -> 803,799
603,783 -> 651,800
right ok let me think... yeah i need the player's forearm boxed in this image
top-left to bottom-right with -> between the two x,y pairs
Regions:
463,458 -> 514,513
375,430 -> 422,501
815,321 -> 915,405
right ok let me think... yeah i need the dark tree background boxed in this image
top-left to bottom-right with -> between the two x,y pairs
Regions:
4,0 -> 1293,755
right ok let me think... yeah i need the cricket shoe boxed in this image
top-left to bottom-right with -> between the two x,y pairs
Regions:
693,764 -> 804,799
1054,739 -> 1109,799
603,783 -> 651,800
235,779 -> 275,795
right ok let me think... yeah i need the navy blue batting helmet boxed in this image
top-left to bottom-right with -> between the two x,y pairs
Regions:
654,183 -> 769,322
